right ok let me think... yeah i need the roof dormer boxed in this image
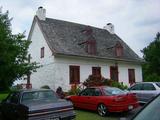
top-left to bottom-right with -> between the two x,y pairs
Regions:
115,41 -> 123,57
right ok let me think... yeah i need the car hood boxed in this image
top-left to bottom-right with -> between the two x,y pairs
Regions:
23,99 -> 73,112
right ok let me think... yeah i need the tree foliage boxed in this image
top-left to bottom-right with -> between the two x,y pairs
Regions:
142,32 -> 160,82
0,10 -> 38,91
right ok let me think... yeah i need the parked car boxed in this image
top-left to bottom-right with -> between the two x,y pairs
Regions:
66,86 -> 139,116
0,89 -> 76,120
120,94 -> 160,120
128,82 -> 160,103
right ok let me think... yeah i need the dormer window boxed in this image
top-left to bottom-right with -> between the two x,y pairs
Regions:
115,41 -> 123,57
86,39 -> 96,55
79,26 -> 97,55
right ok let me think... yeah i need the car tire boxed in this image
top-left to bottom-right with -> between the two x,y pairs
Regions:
97,104 -> 108,117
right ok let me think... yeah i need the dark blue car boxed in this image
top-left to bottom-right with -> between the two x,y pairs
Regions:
0,89 -> 75,120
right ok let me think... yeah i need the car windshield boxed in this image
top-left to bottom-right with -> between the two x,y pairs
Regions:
133,95 -> 160,120
103,87 -> 125,96
21,90 -> 58,104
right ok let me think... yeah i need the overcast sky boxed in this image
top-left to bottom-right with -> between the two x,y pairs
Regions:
1,0 -> 160,57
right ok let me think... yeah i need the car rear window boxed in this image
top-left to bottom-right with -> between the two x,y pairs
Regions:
103,87 -> 125,96
21,91 -> 58,103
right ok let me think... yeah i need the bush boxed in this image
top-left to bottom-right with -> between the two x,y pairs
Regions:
41,85 -> 50,89
67,84 -> 82,95
83,75 -> 128,90
103,79 -> 128,90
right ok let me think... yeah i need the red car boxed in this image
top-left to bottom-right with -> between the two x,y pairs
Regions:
67,86 -> 139,116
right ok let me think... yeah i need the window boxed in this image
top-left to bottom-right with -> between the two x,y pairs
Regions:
92,67 -> 101,77
80,88 -> 101,96
129,84 -> 143,90
9,92 -> 20,104
103,87 -> 125,96
142,83 -> 156,90
115,42 -> 123,57
110,66 -> 118,81
128,69 -> 135,84
69,66 -> 80,84
40,47 -> 44,58
86,40 -> 96,55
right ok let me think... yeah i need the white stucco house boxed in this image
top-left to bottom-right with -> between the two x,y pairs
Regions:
27,7 -> 143,91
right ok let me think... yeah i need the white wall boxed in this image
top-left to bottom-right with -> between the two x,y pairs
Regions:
52,56 -> 142,91
28,21 -> 143,92
28,21 -> 55,89
29,22 -> 53,64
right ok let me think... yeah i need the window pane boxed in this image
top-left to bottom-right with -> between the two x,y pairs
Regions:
143,84 -> 156,90
21,91 -> 57,104
130,84 -> 142,90
104,87 -> 125,95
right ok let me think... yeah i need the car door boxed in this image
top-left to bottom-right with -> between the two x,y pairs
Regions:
141,83 -> 157,103
2,92 -> 20,119
129,83 -> 143,102
74,88 -> 94,110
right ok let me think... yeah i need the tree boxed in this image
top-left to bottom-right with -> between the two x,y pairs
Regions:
142,32 -> 160,82
0,9 -> 38,91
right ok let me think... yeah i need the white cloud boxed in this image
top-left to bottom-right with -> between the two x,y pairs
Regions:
0,0 -> 160,57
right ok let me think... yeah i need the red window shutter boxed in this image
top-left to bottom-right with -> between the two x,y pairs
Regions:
116,47 -> 123,57
128,69 -> 135,84
110,66 -> 118,82
86,40 -> 96,55
69,66 -> 80,84
115,42 -> 123,57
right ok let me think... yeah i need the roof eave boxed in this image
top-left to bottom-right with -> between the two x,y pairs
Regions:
54,52 -> 144,64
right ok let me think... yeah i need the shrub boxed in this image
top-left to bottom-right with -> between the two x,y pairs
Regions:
83,75 -> 128,90
104,79 -> 128,90
41,85 -> 50,89
67,84 -> 82,95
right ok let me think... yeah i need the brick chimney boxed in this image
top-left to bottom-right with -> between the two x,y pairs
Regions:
36,6 -> 46,21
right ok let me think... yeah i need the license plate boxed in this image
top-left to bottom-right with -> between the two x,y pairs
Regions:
128,105 -> 133,110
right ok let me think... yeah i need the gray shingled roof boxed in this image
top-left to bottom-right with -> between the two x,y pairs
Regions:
35,16 -> 143,63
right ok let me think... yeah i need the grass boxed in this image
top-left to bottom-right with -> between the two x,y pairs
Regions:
0,93 -> 8,102
75,110 -> 117,120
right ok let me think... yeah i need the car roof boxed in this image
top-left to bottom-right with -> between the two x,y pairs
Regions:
135,82 -> 160,84
88,86 -> 116,89
13,89 -> 53,93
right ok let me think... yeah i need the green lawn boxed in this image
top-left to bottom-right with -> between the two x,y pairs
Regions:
75,110 -> 117,120
0,93 -> 8,101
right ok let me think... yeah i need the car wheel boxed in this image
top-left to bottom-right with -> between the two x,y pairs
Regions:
97,104 -> 108,117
